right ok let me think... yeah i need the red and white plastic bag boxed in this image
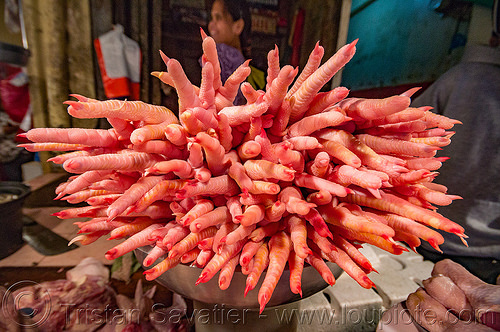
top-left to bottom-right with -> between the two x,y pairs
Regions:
94,25 -> 141,100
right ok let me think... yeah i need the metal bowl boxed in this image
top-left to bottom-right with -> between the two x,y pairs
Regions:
0,182 -> 31,260
135,246 -> 343,309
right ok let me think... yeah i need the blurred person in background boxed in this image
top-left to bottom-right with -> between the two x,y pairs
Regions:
411,0 -> 500,284
206,0 -> 265,105
375,3 -> 500,330
0,110 -> 30,182
0,63 -> 33,182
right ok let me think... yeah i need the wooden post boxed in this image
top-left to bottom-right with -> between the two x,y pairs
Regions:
331,0 -> 352,89
138,0 -> 150,103
67,0 -> 98,129
39,0 -> 71,129
21,0 -> 47,129
151,0 -> 162,106
21,0 -> 51,171
89,0 -> 113,102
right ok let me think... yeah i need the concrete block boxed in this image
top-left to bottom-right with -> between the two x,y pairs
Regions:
192,300 -> 300,332
366,245 -> 434,308
296,291 -> 336,332
358,245 -> 381,267
323,275 -> 383,331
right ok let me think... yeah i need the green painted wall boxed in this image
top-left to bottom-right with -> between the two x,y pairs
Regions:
341,0 -> 473,91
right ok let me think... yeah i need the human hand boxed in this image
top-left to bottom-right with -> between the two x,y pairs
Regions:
405,259 -> 500,331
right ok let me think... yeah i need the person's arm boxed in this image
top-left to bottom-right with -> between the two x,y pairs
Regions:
406,259 -> 500,331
